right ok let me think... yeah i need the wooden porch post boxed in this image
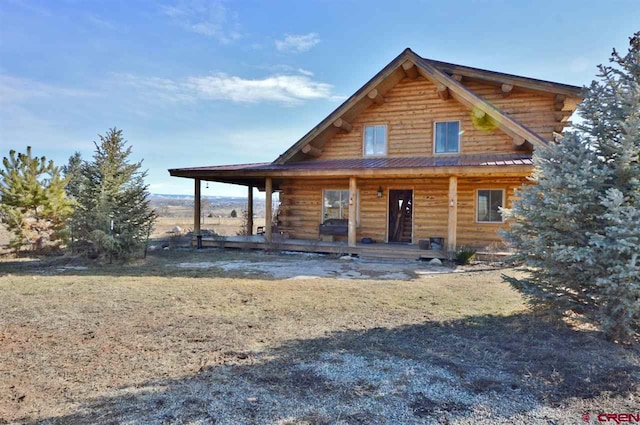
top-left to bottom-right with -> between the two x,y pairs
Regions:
447,176 -> 458,252
194,178 -> 201,238
247,185 -> 254,236
348,176 -> 357,248
265,177 -> 273,242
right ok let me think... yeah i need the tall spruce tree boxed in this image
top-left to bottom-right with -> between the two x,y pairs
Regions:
0,147 -> 74,252
74,128 -> 156,259
502,33 -> 640,343
62,151 -> 84,252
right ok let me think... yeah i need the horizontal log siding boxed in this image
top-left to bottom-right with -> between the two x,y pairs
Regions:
278,176 -> 528,249
456,176 -> 527,248
463,80 -> 559,142
315,77 -> 558,160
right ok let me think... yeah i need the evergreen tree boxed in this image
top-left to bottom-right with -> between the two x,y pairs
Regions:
0,147 -> 74,252
62,151 -> 84,252
502,33 -> 640,342
74,128 -> 156,259
62,151 -> 84,199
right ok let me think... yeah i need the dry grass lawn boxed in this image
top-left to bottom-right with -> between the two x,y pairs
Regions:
0,250 -> 638,424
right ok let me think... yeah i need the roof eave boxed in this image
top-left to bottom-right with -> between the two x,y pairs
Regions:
168,164 -> 534,180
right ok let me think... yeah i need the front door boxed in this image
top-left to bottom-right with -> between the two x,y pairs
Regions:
388,189 -> 413,243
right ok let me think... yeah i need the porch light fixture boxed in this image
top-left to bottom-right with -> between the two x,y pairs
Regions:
377,186 -> 383,198
206,181 -> 209,189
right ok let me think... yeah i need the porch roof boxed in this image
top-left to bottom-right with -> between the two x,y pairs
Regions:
168,153 -> 533,185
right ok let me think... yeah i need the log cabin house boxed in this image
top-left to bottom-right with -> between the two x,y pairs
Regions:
169,48 -> 582,259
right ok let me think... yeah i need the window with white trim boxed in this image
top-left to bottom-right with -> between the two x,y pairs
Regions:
323,189 -> 359,224
477,189 -> 504,223
434,121 -> 460,153
364,125 -> 387,156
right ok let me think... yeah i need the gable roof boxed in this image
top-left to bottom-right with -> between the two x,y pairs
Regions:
274,48 -> 582,165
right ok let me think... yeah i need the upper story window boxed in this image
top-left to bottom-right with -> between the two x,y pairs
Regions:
364,125 -> 387,156
434,121 -> 460,154
477,189 -> 505,223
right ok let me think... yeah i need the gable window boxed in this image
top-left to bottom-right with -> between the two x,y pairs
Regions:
323,189 -> 359,224
364,125 -> 387,156
477,189 -> 504,223
434,121 -> 460,154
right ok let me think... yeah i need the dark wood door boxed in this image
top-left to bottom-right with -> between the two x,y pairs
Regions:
388,189 -> 413,243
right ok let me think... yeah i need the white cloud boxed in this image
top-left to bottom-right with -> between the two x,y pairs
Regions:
113,71 -> 341,105
297,68 -> 314,77
112,73 -> 197,103
0,75 -> 96,104
275,33 -> 320,53
160,0 -> 242,43
185,73 -> 333,104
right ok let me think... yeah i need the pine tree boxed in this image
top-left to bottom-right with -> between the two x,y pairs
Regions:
0,147 -> 74,252
73,128 -> 156,259
502,33 -> 640,342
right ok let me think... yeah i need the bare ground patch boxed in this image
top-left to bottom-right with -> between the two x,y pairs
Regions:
0,251 -> 637,424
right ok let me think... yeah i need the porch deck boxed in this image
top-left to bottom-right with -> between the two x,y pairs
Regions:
196,235 -> 447,260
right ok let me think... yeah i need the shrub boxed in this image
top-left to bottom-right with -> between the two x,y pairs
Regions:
454,246 -> 477,265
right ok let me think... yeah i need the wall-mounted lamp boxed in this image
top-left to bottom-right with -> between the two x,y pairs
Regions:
206,181 -> 209,189
377,186 -> 383,198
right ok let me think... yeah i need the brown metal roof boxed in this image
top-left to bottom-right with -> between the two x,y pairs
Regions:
169,153 -> 533,174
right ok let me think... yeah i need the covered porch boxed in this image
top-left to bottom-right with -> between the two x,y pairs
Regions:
169,154 -> 533,256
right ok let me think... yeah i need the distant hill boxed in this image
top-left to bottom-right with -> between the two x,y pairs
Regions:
150,194 -> 251,201
149,194 -> 266,213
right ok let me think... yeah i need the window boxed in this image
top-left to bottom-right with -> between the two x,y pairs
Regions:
434,121 -> 460,153
477,189 -> 504,223
364,125 -> 387,156
323,189 -> 359,224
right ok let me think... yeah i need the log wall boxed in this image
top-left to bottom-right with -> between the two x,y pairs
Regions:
314,77 -> 558,160
277,176 -> 528,249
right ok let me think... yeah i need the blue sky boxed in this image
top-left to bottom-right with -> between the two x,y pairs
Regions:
1,0 -> 638,196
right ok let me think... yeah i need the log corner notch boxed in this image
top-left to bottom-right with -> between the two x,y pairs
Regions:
555,94 -> 566,111
513,136 -> 527,146
301,144 -> 322,157
333,118 -> 353,133
367,88 -> 385,105
436,83 -> 450,100
501,83 -> 514,97
402,60 -> 418,79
